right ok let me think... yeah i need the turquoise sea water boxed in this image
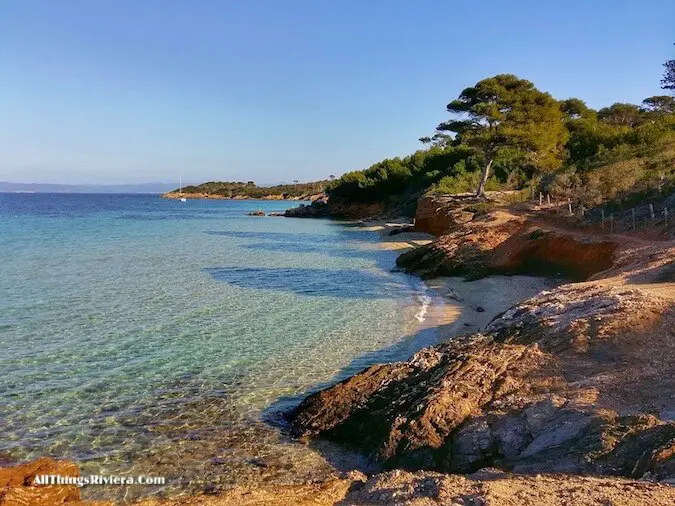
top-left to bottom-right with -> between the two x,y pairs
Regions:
0,193 -> 436,499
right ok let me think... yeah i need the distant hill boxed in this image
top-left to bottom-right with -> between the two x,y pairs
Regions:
163,180 -> 328,200
0,182 -> 179,194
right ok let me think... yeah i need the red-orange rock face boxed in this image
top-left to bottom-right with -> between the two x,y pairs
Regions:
0,457 -> 87,505
413,196 -> 475,236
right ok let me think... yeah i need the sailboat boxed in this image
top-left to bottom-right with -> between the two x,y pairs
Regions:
179,177 -> 187,202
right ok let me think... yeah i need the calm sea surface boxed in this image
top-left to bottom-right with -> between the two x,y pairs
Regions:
0,193 -> 436,500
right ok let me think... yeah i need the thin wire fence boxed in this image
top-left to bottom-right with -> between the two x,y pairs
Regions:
527,191 -> 673,234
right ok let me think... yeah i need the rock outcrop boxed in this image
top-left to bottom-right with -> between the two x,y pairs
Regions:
5,458 -> 675,505
284,199 -> 331,218
413,195 -> 478,235
291,283 -> 675,482
0,457 -> 90,505
283,198 -> 390,220
134,470 -> 675,505
341,470 -> 675,506
398,205 -> 619,280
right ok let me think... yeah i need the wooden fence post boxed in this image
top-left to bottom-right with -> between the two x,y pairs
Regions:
539,192 -> 543,207
665,207 -> 669,227
649,204 -> 655,220
601,209 -> 605,229
568,198 -> 572,216
547,194 -> 551,208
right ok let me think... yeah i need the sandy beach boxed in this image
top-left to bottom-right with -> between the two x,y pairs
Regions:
360,219 -> 558,340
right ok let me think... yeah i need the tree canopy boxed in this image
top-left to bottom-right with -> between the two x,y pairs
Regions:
597,103 -> 645,127
642,96 -> 675,115
560,98 -> 596,121
435,74 -> 567,195
324,69 -> 675,212
663,49 -> 674,91
178,180 -> 327,198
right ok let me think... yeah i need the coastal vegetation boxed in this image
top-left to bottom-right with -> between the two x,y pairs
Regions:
326,53 -> 675,214
663,49 -> 675,90
172,52 -> 675,214
174,180 -> 328,199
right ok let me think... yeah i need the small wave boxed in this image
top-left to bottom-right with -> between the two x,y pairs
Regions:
414,292 -> 432,323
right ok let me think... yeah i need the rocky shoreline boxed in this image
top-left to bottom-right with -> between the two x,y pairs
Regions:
2,197 -> 674,505
282,197 -> 675,499
5,461 -> 675,505
290,284 -> 675,478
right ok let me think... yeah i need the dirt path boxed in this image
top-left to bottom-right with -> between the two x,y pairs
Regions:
496,207 -> 665,247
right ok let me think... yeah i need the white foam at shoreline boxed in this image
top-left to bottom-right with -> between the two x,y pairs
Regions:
413,287 -> 432,323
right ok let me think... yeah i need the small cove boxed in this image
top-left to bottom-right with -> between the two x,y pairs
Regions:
0,193 -> 555,501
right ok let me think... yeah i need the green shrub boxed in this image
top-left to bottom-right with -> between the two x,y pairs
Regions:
327,145 -> 478,202
174,180 -> 327,198
529,229 -> 548,240
466,201 -> 495,215
426,171 -> 500,195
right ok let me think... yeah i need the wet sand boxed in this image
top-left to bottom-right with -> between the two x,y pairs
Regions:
359,219 -> 558,339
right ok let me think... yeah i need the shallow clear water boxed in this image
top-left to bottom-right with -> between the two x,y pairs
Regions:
0,193 -> 434,499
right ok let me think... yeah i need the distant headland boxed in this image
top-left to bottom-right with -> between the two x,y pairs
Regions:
161,180 -> 328,201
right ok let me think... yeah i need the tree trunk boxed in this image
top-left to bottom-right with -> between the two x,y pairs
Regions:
475,159 -> 493,197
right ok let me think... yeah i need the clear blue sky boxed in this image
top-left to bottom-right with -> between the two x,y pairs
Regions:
1,1 -> 673,185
